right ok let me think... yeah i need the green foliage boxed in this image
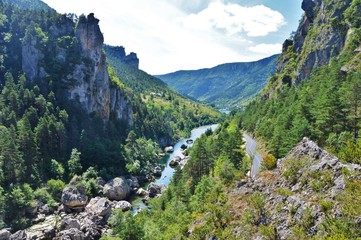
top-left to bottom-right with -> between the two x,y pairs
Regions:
108,210 -> 145,240
282,158 -> 307,185
320,200 -> 333,213
262,153 -> 277,170
46,179 -> 65,200
344,0 -> 361,27
85,178 -> 102,198
5,183 -> 34,230
67,148 -> 82,178
338,140 -> 361,164
33,188 -> 56,207
49,159 -> 64,179
124,132 -> 161,175
214,155 -> 235,184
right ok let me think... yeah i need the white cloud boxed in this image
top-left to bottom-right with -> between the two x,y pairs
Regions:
182,2 -> 286,37
249,43 -> 282,55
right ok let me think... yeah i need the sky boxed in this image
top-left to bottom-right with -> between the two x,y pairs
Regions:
41,0 -> 304,75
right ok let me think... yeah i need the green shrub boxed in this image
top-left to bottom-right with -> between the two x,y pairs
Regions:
47,179 -> 65,200
34,188 -> 56,207
262,153 -> 277,170
320,200 -> 333,213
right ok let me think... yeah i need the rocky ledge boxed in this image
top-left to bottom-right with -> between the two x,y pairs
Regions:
225,137 -> 361,239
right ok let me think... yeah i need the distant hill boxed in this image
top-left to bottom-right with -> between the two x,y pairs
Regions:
156,54 -> 279,107
4,0 -> 55,11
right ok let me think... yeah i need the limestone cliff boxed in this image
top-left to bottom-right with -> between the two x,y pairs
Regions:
21,13 -> 133,124
271,0 -> 354,92
103,45 -> 139,69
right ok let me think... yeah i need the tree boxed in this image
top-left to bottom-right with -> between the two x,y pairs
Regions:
108,210 -> 145,240
0,125 -> 24,185
17,116 -> 40,185
340,73 -> 361,139
68,148 -> 82,178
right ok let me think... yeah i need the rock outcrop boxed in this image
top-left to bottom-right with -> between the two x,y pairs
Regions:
67,13 -> 133,122
85,197 -> 112,217
103,45 -> 139,69
147,183 -> 164,198
103,177 -> 131,201
228,138 -> 361,239
61,177 -> 88,211
0,229 -> 11,240
274,0 -> 354,89
21,13 -> 134,123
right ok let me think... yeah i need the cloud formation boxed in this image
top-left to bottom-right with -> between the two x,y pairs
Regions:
182,2 -> 286,37
249,43 -> 282,55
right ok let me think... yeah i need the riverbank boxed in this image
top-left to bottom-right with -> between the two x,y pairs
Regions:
131,124 -> 218,213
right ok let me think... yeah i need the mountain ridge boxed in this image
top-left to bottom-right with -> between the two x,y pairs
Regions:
156,54 -> 279,107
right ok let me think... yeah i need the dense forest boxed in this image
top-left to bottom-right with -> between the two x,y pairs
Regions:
0,0 -> 220,230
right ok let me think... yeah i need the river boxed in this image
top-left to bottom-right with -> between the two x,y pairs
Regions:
131,124 -> 218,213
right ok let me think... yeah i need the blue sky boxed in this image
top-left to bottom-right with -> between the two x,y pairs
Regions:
42,0 -> 303,74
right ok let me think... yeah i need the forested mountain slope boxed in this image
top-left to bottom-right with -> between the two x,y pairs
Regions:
157,54 -> 278,107
242,0 -> 361,158
0,0 -> 220,231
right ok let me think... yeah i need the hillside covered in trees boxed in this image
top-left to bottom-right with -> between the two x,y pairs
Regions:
0,0 -> 220,231
157,54 -> 278,108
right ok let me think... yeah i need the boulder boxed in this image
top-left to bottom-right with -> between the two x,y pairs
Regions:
9,230 -> 27,240
126,176 -> 140,189
103,177 -> 130,201
153,165 -> 162,177
54,228 -> 85,240
169,159 -> 179,167
114,201 -> 132,212
86,197 -> 112,217
164,146 -> 174,153
26,215 -> 57,240
180,144 -> 187,150
60,216 -> 81,231
0,229 -> 11,240
136,188 -> 149,196
169,156 -> 181,168
61,177 -> 88,210
147,183 -> 164,198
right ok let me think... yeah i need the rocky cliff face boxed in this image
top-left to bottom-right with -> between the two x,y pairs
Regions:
21,13 -> 133,124
103,45 -> 139,69
276,0 -> 353,82
68,13 -> 133,123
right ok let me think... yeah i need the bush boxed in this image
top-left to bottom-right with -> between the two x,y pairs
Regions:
262,153 -> 277,170
320,200 -> 333,213
47,179 -> 65,200
214,155 -> 235,184
85,178 -> 101,198
34,188 -> 56,207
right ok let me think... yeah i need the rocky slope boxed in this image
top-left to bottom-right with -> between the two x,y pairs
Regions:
227,138 -> 361,239
266,0 -> 357,95
2,175 -> 164,240
156,54 -> 278,107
